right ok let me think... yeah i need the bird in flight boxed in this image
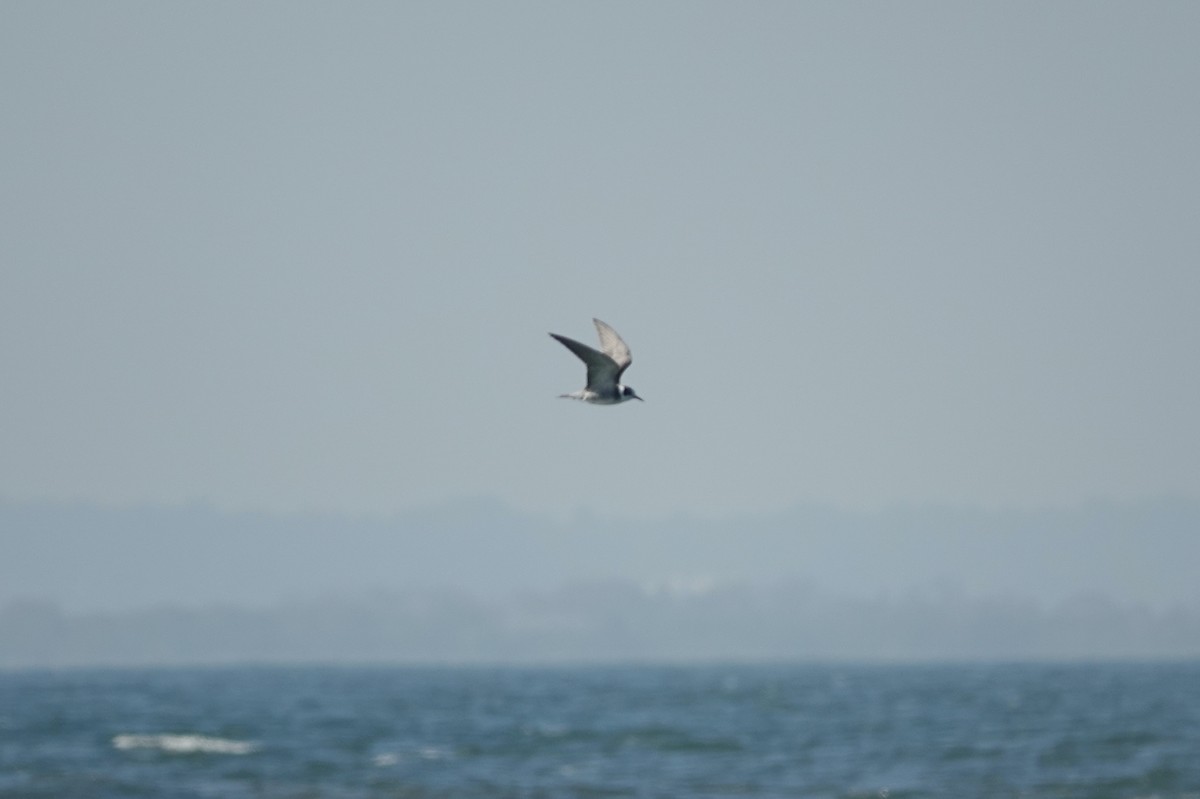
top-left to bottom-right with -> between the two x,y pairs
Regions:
550,318 -> 643,404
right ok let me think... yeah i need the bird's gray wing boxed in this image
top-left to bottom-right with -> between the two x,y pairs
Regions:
550,333 -> 621,389
592,318 -> 632,377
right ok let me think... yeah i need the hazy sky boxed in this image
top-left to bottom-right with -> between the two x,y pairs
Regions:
3,2 -> 1198,519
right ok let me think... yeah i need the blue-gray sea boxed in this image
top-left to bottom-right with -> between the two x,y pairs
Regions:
2,662 -> 1199,798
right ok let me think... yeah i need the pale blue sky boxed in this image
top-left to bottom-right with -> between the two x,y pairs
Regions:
3,2 -> 1198,518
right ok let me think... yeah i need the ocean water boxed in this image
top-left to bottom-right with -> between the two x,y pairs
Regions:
1,662 -> 1198,798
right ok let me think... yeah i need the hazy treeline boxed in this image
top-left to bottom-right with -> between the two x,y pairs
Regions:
4,580 -> 1199,667
4,497 -> 1199,666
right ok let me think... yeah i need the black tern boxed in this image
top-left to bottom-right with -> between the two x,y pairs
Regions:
550,318 -> 643,404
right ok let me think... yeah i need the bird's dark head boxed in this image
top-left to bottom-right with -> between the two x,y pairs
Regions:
622,385 -> 643,402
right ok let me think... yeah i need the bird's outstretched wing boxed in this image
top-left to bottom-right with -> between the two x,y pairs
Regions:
550,333 -> 621,390
592,318 -> 632,377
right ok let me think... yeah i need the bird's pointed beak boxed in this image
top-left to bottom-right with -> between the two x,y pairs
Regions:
635,395 -> 644,401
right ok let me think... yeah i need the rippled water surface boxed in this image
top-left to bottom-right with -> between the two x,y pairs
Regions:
2,662 -> 1198,798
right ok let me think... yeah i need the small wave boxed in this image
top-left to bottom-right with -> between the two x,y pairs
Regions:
112,734 -> 258,755
418,746 -> 453,760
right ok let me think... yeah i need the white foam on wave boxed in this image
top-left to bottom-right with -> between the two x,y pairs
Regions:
370,746 -> 453,767
112,733 -> 258,755
418,745 -> 453,760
